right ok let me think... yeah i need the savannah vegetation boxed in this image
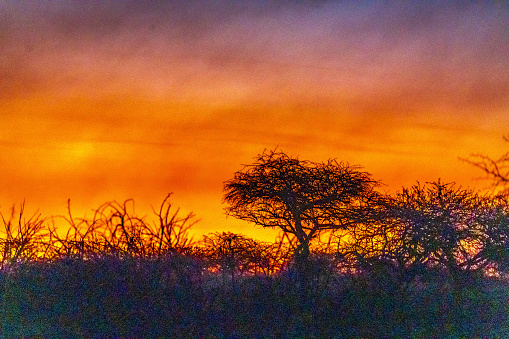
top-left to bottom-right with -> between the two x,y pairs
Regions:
1,143 -> 509,338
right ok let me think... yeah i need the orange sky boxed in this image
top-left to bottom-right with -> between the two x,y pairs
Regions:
1,1 -> 508,241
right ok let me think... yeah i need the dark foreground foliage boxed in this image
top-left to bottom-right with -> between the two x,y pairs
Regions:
1,153 -> 509,338
0,254 -> 508,338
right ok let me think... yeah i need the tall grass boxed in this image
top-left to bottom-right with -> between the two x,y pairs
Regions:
1,254 -> 508,338
0,196 -> 508,337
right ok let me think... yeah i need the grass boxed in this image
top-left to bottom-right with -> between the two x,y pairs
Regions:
1,195 -> 508,338
0,254 -> 508,338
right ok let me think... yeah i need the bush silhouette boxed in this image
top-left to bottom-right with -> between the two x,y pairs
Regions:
0,169 -> 509,336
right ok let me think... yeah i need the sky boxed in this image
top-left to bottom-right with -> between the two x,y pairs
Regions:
1,1 -> 509,241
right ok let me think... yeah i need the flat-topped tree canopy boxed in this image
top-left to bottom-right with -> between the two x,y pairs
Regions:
223,149 -> 382,254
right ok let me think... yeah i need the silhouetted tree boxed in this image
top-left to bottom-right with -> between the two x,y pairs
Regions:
344,216 -> 410,288
472,194 -> 509,275
356,181 -> 488,287
50,194 -> 198,259
252,231 -> 295,275
379,180 -> 509,333
223,149 -> 382,295
461,135 -> 509,196
0,202 -> 49,267
80,198 -> 148,257
201,232 -> 259,288
145,193 -> 198,255
344,180 -> 509,292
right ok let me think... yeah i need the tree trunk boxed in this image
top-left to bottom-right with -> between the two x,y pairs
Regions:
295,240 -> 312,311
293,216 -> 313,314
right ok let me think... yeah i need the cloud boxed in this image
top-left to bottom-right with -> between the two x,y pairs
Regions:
1,1 -> 508,238
2,1 -> 508,109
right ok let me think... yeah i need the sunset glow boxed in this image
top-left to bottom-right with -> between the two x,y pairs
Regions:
1,1 -> 508,241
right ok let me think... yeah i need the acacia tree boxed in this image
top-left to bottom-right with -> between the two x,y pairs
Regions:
201,232 -> 259,287
461,135 -> 509,196
472,194 -> 509,275
223,149 -> 382,272
348,181 -> 493,287
390,181 -> 483,284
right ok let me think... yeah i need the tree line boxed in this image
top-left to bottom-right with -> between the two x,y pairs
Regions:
0,195 -> 294,277
223,148 -> 509,289
1,142 -> 508,290
1,140 -> 509,337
